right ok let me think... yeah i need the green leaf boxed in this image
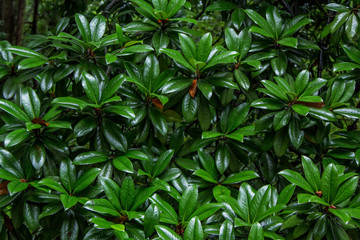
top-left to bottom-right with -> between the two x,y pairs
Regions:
167,0 -> 186,18
329,209 -> 351,224
184,216 -> 203,240
123,22 -> 158,32
274,128 -> 289,157
308,107 -> 337,122
271,51 -> 287,76
144,205 -> 160,237
51,97 -> 89,110
273,110 -> 291,131
153,149 -> 174,177
155,225 -> 182,240
292,104 -> 309,116
18,58 -> 47,70
152,30 -> 170,53
179,33 -> 196,61
60,194 -> 78,210
30,142 -> 46,170
75,13 -> 91,42
105,53 -> 117,64
197,33 -> 212,63
261,80 -> 288,101
223,171 -> 259,184
84,199 -> 120,217
39,178 -> 67,193
90,15 -> 106,42
302,156 -> 321,192
23,203 -> 40,232
82,73 -> 100,104
251,98 -> 285,110
282,17 -> 313,38
226,103 -> 250,132
295,70 -> 309,95
7,46 -> 47,60
333,176 -> 358,205
345,13 -> 358,39
204,51 -> 238,70
321,163 -> 340,204
102,119 -> 127,152
120,176 -> 135,210
150,194 -> 178,225
248,222 -> 264,240
189,203 -> 222,221
179,185 -> 198,222
7,181 -> 28,195
149,108 -> 167,135
202,131 -> 223,139
193,169 -> 218,183
60,158 -> 76,193
234,69 -> 250,90
277,37 -> 297,48
73,168 -> 101,193
103,105 -> 135,119
331,11 -> 350,33
182,94 -> 199,122
297,193 -> 329,206
333,108 -> 360,119
0,99 -> 30,122
74,116 -> 97,138
99,177 -> 122,211
219,220 -> 235,240
215,144 -> 230,175
160,48 -> 195,72
250,185 -> 271,222
313,215 -> 327,240
60,217 -> 79,240
279,169 -> 314,193
4,129 -> 31,148
277,184 -> 296,205
73,151 -> 108,165
333,62 -> 360,72
113,156 -> 133,173
288,118 -> 304,149
244,9 -> 274,38
116,24 -> 124,46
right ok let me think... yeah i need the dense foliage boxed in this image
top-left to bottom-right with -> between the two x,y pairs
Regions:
0,0 -> 360,239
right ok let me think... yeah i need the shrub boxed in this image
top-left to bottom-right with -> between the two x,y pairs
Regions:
0,0 -> 359,239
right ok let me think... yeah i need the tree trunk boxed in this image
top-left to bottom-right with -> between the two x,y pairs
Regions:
15,0 -> 26,45
1,0 -> 15,43
31,0 -> 39,34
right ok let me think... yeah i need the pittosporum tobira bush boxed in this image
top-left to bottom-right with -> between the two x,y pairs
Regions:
0,0 -> 359,239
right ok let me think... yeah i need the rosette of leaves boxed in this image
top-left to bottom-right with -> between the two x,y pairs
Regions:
149,185 -> 223,239
0,42 -> 70,99
224,27 -> 261,91
251,70 -> 338,155
123,53 -> 175,139
48,14 -> 153,84
84,176 -> 159,239
219,182 -> 291,240
123,0 -> 196,53
244,6 -> 317,76
0,87 -> 72,170
324,3 -> 360,40
279,156 -> 360,239
177,149 -> 258,200
160,32 -> 239,127
51,72 -> 134,154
